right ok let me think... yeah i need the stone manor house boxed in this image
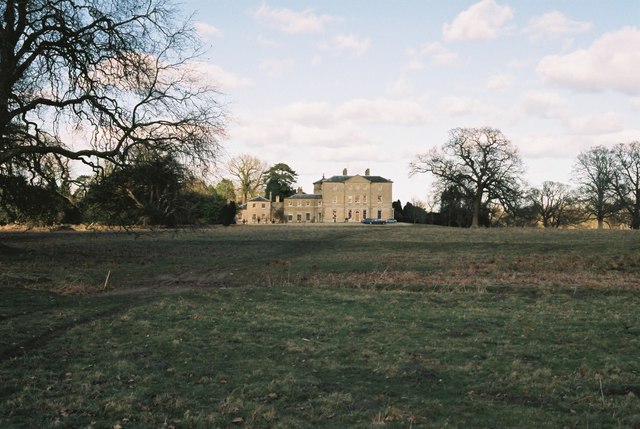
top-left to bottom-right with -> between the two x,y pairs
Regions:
238,168 -> 393,224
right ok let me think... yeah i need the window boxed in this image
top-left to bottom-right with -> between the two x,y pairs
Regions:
348,196 -> 352,204
297,214 -> 302,222
355,195 -> 360,203
306,213 -> 311,221
363,195 -> 367,203
288,201 -> 293,206
377,210 -> 382,219
252,203 -> 256,208
297,201 -> 301,207
306,201 -> 310,206
261,203 -> 266,208
363,210 -> 367,219
288,214 -> 293,222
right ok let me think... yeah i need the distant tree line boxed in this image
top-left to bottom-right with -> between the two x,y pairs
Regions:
409,128 -> 640,229
0,153 -> 235,227
0,150 -> 300,227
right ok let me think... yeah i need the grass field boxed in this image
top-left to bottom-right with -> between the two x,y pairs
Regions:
1,224 -> 639,428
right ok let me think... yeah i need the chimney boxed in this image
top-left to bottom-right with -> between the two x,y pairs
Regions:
276,195 -> 280,203
365,168 -> 370,176
343,168 -> 348,176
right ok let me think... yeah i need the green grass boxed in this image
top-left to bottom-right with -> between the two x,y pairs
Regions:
1,225 -> 639,428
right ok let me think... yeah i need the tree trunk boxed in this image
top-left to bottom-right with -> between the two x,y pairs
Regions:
632,210 -> 640,230
471,197 -> 480,228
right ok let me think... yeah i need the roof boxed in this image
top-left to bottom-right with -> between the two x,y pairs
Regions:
286,193 -> 322,199
313,174 -> 393,184
247,196 -> 271,202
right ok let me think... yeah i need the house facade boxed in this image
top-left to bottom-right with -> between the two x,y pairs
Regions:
237,196 -> 272,224
284,191 -> 323,223
284,168 -> 393,223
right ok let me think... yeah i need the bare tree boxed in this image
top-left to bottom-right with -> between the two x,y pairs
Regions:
410,127 -> 524,228
0,0 -> 225,182
611,141 -> 640,229
531,181 -> 574,228
572,146 -> 617,229
227,154 -> 266,204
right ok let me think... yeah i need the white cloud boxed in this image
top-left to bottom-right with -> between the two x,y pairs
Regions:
443,0 -> 514,42
333,34 -> 371,56
277,99 -> 431,126
517,91 -> 626,136
439,96 -> 483,116
316,34 -> 371,57
279,102 -> 333,126
507,59 -> 532,71
195,22 -> 223,39
289,124 -> 370,148
312,144 -> 388,162
537,27 -> 640,95
404,42 -> 460,70
524,11 -> 591,42
486,73 -> 515,91
518,134 -> 579,158
386,76 -> 414,97
257,35 -> 280,48
186,62 -> 254,90
403,48 -> 425,70
520,91 -> 568,119
260,58 -> 295,78
631,98 -> 640,111
420,42 -> 460,66
567,112 -> 625,135
253,3 -> 337,34
230,97 -> 431,166
336,98 -> 431,125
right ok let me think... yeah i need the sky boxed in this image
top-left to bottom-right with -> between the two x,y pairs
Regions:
182,0 -> 640,204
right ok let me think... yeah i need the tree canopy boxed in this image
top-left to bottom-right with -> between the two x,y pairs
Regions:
264,163 -> 297,202
611,141 -> 640,229
410,127 -> 524,227
0,0 -> 225,183
227,154 -> 266,204
572,146 -> 618,229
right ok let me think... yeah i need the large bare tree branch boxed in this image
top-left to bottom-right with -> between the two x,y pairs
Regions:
410,127 -> 524,227
1,0 -> 225,182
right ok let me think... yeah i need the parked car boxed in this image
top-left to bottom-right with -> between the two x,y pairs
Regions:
361,218 -> 386,224
385,218 -> 398,224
